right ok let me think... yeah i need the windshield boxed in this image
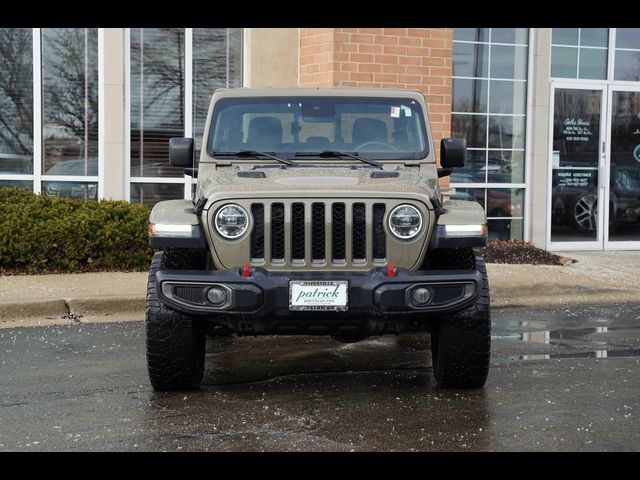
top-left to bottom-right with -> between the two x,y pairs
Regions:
207,96 -> 429,160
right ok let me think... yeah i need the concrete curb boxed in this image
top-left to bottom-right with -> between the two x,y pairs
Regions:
0,299 -> 68,320
66,295 -> 146,316
0,295 -> 146,321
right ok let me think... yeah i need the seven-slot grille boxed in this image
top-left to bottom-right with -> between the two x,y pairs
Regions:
250,201 -> 387,267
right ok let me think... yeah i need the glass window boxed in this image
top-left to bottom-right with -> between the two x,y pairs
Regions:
491,28 -> 528,45
486,188 -> 524,219
130,183 -> 184,208
580,28 -> 608,48
130,28 -> 243,207
452,78 -> 487,113
453,42 -> 488,78
453,28 -> 490,43
489,116 -> 525,149
614,29 -> 640,81
0,180 -> 32,190
489,80 -> 526,115
450,187 -> 485,209
552,28 -> 579,46
488,218 -> 523,241
615,28 -> 640,49
452,187 -> 524,241
192,28 -> 242,159
451,27 -> 528,239
490,45 -> 528,79
130,28 -> 185,179
487,150 -> 524,184
0,28 -> 33,175
614,50 -> 640,81
551,46 -> 578,78
451,150 -> 486,183
208,96 -> 428,159
42,29 -> 98,178
451,114 -> 487,148
42,181 -> 97,200
579,48 -> 608,80
551,28 -> 608,80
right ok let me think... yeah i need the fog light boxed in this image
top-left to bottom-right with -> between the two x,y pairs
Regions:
411,287 -> 432,306
207,286 -> 228,306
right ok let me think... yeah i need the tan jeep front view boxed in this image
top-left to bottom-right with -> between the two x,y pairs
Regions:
146,88 -> 491,390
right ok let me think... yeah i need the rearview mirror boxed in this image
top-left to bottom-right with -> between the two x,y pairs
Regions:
169,137 -> 194,167
440,138 -> 466,168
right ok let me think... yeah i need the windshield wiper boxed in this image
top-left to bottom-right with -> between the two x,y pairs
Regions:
212,150 -> 297,167
295,150 -> 383,169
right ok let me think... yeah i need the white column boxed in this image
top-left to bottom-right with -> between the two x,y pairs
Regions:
528,28 -> 553,249
99,28 -> 126,200
32,29 -> 42,194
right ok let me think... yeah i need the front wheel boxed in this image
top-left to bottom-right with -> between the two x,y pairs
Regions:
146,251 -> 206,391
430,253 -> 491,389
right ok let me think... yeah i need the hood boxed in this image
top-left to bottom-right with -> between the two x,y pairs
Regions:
196,164 -> 439,206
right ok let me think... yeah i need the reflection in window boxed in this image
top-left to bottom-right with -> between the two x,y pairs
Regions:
452,42 -> 488,78
551,28 -> 608,80
130,28 -> 185,180
453,187 -> 524,240
451,114 -> 487,148
487,189 -> 524,240
192,28 -> 243,158
0,28 -> 33,175
452,78 -> 487,113
130,183 -> 184,209
42,181 -> 97,201
0,180 -> 32,190
451,28 -> 528,241
130,28 -> 243,207
614,29 -> 640,81
42,28 -> 98,177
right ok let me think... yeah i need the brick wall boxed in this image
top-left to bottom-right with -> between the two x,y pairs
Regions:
299,28 -> 453,162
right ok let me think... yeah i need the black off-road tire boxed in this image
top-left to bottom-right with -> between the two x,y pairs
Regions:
430,250 -> 490,389
430,246 -> 477,270
146,250 -> 206,391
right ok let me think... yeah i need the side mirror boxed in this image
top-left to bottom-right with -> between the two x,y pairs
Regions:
440,138 -> 466,168
169,137 -> 194,167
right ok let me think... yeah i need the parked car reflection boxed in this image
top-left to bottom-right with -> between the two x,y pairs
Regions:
44,158 -> 98,200
551,165 -> 640,233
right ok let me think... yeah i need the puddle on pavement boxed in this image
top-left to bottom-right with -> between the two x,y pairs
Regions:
492,326 -> 639,344
493,348 -> 640,363
491,325 -> 640,363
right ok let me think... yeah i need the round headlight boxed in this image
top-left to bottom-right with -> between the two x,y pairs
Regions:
215,204 -> 248,239
388,204 -> 423,240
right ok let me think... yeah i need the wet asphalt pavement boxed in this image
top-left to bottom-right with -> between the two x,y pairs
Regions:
1,303 -> 639,451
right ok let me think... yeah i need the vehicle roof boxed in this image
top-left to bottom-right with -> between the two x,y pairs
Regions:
212,87 -> 425,101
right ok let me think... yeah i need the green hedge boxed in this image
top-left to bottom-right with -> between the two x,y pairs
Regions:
0,187 -> 156,274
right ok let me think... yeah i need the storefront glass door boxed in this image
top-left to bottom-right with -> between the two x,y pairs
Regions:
548,83 -> 640,250
605,87 -> 640,249
548,84 -> 606,250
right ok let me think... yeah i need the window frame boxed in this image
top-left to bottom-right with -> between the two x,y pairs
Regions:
124,27 -> 244,205
0,28 -> 102,199
451,28 -> 532,241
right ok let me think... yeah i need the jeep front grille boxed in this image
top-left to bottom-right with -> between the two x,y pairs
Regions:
250,201 -> 387,267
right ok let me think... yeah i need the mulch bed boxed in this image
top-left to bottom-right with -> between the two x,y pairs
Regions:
476,240 -> 575,266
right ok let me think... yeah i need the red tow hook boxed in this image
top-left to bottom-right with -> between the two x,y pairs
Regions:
242,263 -> 250,278
387,263 -> 395,278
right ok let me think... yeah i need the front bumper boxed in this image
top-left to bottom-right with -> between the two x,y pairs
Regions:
156,267 -> 481,334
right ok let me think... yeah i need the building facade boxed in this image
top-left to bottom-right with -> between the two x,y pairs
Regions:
1,28 -> 639,251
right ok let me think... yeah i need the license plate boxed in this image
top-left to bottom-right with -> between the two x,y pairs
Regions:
289,280 -> 348,311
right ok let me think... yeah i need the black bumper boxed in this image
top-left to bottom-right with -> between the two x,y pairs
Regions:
155,267 -> 481,334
